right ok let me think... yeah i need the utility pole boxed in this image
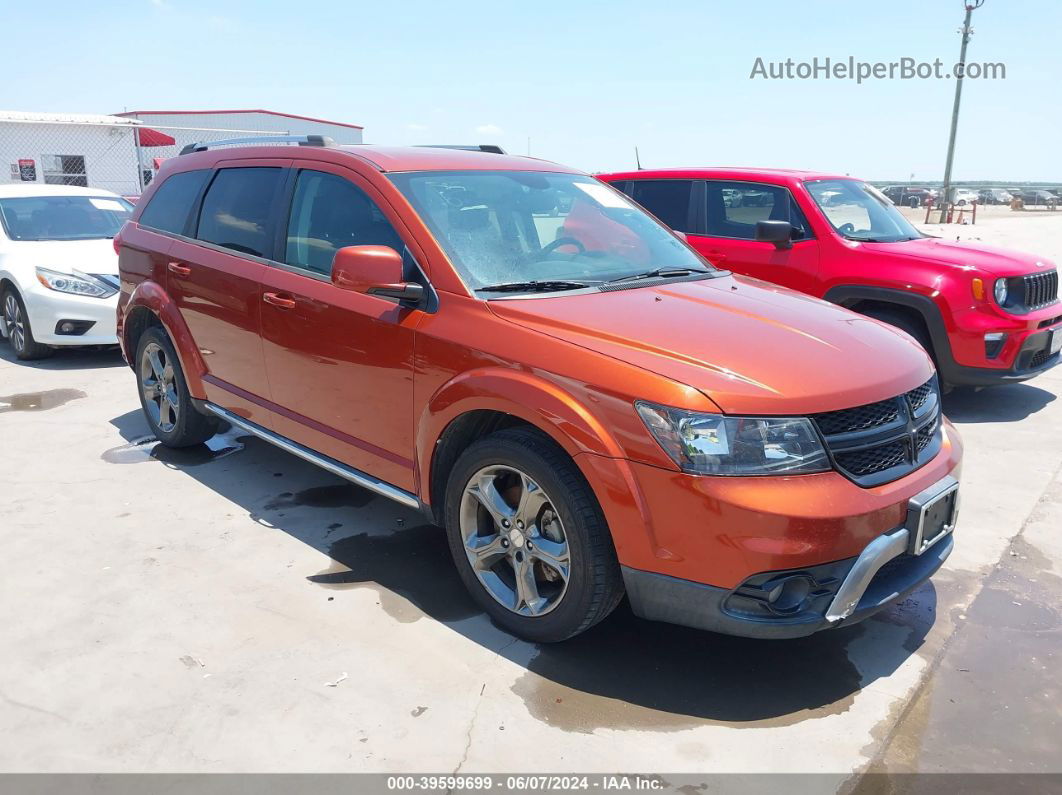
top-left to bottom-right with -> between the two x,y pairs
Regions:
939,0 -> 985,223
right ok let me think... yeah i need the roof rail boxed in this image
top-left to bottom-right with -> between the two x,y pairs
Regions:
417,144 -> 507,155
178,134 -> 335,155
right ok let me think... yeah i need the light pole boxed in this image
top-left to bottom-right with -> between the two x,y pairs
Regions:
939,0 -> 986,223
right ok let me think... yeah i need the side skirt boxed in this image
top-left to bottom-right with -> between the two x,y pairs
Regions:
203,403 -> 421,510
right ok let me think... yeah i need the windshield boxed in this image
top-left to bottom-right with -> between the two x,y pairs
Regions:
805,179 -> 922,243
389,171 -> 714,291
0,195 -> 133,241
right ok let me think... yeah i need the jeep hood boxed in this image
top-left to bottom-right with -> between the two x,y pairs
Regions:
863,236 -> 1055,278
486,274 -> 934,415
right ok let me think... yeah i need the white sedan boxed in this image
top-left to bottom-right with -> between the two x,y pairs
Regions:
0,184 -> 132,360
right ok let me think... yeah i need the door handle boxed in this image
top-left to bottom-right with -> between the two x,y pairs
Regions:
707,251 -> 728,263
263,292 -> 297,310
167,261 -> 191,278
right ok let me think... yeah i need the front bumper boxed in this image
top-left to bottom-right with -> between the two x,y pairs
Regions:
944,314 -> 1062,386
622,476 -> 958,638
21,282 -> 118,346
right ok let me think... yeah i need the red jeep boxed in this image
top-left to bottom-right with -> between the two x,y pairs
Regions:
599,169 -> 1062,387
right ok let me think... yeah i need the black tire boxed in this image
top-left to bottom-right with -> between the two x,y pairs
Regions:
443,427 -> 624,643
2,287 -> 54,360
135,326 -> 218,447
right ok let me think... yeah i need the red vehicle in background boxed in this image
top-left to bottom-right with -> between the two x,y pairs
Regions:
599,168 -> 1062,388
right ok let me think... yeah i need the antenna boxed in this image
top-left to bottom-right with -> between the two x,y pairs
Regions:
635,146 -> 642,170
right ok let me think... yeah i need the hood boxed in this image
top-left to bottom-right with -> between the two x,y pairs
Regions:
5,238 -> 119,276
863,236 -> 1055,278
487,275 -> 934,415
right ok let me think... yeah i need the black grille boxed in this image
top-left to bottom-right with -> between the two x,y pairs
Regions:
1022,270 -> 1059,311
811,377 -> 942,487
835,440 -> 907,476
1029,348 -> 1057,369
907,381 -> 933,414
814,399 -> 898,436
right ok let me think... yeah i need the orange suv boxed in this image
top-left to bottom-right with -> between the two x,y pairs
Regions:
116,138 -> 962,642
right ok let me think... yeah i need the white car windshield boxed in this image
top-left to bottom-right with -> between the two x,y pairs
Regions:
0,195 -> 133,241
389,171 -> 714,292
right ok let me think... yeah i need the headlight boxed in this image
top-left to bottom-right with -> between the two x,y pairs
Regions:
35,267 -> 115,299
635,402 -> 830,476
993,277 -> 1008,306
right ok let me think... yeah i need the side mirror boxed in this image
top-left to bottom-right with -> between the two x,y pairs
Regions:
332,245 -> 425,305
672,229 -> 688,242
755,220 -> 794,250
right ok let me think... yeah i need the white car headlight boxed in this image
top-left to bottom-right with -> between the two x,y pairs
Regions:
636,402 -> 830,476
35,267 -> 116,299
993,277 -> 1008,306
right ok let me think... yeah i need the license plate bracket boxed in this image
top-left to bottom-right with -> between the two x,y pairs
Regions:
1049,328 -> 1062,357
906,477 -> 960,556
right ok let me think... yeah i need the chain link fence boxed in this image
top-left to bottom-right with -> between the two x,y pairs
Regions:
0,119 -> 291,197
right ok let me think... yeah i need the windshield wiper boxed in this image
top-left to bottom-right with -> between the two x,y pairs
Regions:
477,280 -> 596,293
605,266 -> 710,285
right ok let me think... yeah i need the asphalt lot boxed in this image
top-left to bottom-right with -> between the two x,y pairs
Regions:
1,211 -> 1060,782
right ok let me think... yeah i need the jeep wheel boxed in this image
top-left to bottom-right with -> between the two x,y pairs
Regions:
444,427 -> 623,642
135,326 -> 218,447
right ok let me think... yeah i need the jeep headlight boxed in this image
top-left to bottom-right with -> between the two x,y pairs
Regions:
636,402 -> 830,475
993,277 -> 1008,306
35,267 -> 115,299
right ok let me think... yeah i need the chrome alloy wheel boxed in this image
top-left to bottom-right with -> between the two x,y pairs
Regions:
3,293 -> 25,352
459,465 -> 571,616
140,341 -> 179,433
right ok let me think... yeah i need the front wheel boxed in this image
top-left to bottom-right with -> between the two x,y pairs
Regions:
135,326 -> 218,447
2,288 -> 53,360
444,428 -> 623,642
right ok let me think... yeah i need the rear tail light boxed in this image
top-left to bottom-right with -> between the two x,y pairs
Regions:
113,230 -> 123,256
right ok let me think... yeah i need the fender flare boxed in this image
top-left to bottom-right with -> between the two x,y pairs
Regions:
123,280 -> 208,399
823,284 -> 958,371
416,367 -> 628,500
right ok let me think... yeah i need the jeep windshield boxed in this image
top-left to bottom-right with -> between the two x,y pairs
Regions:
805,178 -> 923,243
389,170 -> 715,293
0,195 -> 133,241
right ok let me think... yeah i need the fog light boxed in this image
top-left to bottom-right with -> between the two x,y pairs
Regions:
984,332 -> 1006,359
765,576 -> 812,613
54,319 -> 95,336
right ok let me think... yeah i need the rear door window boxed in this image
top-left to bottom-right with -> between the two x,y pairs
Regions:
138,169 -> 210,235
629,179 -> 694,231
705,181 -> 811,241
196,167 -> 284,258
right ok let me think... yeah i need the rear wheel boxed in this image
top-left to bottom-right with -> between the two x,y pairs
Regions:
444,427 -> 624,643
135,326 -> 218,447
1,288 -> 53,360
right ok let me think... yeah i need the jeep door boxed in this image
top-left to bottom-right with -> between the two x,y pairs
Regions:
166,161 -> 289,425
689,180 -> 820,294
257,164 -> 419,492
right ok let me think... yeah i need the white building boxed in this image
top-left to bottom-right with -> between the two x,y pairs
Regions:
0,111 -> 145,195
1,108 -> 365,196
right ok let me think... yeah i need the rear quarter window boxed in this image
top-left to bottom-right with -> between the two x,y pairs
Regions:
137,169 -> 211,235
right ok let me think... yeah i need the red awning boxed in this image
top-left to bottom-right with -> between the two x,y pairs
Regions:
135,127 -> 176,147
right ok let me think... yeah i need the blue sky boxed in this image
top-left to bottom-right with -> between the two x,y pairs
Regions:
3,0 -> 1057,180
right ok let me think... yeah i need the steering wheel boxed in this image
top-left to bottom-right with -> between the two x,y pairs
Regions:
837,222 -> 856,236
538,237 -> 586,258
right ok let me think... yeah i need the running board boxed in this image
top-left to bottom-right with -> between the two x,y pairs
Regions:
203,403 -> 421,510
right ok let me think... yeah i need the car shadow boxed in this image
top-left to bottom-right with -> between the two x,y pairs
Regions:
106,408 -> 939,728
943,382 -> 1056,424
0,342 -> 124,370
